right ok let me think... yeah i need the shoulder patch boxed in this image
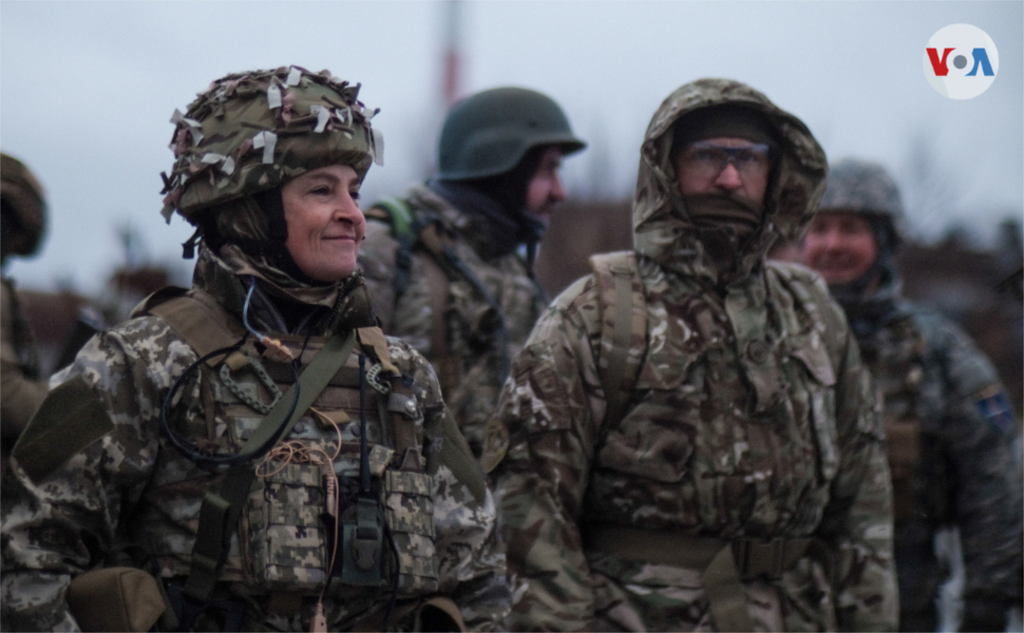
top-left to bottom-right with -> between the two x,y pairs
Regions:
11,374 -> 113,483
974,385 -> 1017,434
479,418 -> 509,474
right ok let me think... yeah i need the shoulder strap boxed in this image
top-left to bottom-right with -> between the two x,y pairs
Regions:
139,287 -> 245,368
589,251 -> 647,431
368,198 -> 418,301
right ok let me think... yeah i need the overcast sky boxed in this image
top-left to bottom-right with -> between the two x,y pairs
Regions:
2,0 -> 1021,295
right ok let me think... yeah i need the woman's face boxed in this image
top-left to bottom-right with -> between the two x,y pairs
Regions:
281,164 -> 365,282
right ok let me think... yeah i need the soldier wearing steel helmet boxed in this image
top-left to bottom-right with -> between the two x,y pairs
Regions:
358,87 -> 585,459
1,66 -> 509,632
0,153 -> 49,480
802,158 -> 1023,632
487,79 -> 896,631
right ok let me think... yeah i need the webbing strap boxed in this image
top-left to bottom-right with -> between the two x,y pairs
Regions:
704,543 -> 754,632
146,291 -> 244,368
603,262 -> 635,427
183,331 -> 358,605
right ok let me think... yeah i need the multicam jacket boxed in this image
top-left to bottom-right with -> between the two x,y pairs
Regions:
843,275 -> 1023,629
359,184 -> 545,458
1,245 -> 509,632
488,79 -> 897,632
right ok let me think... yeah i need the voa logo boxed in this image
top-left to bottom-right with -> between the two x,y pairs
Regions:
923,24 -> 999,99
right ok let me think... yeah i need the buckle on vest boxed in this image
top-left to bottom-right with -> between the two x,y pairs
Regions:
734,538 -> 787,579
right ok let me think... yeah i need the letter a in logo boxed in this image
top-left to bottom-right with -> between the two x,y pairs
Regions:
966,48 -> 995,76
923,24 -> 999,99
926,48 -> 955,76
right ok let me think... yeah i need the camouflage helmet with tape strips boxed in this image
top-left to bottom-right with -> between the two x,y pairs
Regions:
817,158 -> 907,248
1,152 -> 48,258
160,66 -> 382,224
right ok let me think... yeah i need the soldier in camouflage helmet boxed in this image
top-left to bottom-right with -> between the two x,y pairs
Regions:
487,79 -> 897,631
358,87 -> 585,459
1,66 -> 509,632
803,158 -> 1023,632
0,152 -> 50,481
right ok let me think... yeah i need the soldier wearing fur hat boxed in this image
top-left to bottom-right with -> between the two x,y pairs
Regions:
1,67 -> 509,632
1,152 -> 49,479
803,158 -> 1022,632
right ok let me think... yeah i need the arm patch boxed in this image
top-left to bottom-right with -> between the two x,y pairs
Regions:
975,385 -> 1016,434
11,374 -> 113,483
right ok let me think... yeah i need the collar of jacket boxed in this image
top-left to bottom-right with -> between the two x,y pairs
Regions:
423,179 -> 531,260
191,243 -> 376,336
831,260 -> 912,341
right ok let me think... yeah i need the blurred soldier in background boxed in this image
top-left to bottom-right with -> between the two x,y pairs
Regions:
0,152 -> 49,478
2,66 -> 508,632
358,87 -> 585,458
802,158 -> 1023,632
488,79 -> 896,631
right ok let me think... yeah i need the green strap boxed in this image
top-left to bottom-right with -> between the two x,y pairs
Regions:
372,198 -> 415,240
603,263 -> 634,426
704,544 -> 755,632
184,331 -> 358,604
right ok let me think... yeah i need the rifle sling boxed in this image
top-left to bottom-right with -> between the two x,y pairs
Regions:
184,331 -> 358,605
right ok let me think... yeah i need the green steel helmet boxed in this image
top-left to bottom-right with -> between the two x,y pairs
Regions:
437,87 -> 585,180
1,152 -> 48,258
160,66 -> 382,224
818,158 -> 907,246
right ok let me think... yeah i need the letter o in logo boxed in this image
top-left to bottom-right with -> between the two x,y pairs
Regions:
924,24 -> 999,99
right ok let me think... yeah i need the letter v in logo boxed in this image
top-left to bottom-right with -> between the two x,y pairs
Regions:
926,47 -> 955,75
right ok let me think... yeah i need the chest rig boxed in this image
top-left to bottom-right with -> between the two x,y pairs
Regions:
144,287 -> 439,614
859,315 -> 928,524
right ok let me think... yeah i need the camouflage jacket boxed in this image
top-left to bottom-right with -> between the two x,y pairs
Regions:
1,246 -> 509,632
489,79 -> 897,632
0,276 -> 47,474
846,279 -> 1023,617
359,183 -> 545,459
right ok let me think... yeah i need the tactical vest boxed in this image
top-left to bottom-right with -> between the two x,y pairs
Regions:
140,288 -> 441,600
858,314 -> 929,525
586,252 -> 844,633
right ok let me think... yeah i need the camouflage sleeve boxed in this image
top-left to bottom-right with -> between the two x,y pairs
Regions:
358,220 -> 400,332
1,318 -> 190,632
923,314 -> 1023,616
389,337 -> 511,631
491,279 -> 603,632
815,300 -> 899,632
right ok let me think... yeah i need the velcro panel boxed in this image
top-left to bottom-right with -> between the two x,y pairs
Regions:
12,374 -> 113,484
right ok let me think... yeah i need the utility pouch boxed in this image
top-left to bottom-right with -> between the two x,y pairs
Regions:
243,461 -> 328,594
340,496 -> 386,586
384,469 -> 439,594
66,566 -> 167,632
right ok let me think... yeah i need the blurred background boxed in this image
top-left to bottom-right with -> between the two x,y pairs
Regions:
2,1 -> 1021,410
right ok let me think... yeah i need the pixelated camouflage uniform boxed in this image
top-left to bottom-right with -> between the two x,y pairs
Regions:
0,244 -> 510,632
488,79 -> 897,631
359,184 -> 545,458
817,159 -> 1023,631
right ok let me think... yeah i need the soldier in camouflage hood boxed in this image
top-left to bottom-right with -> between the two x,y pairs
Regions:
1,66 -> 509,632
1,152 -> 50,480
487,79 -> 897,631
803,158 -> 1023,632
358,87 -> 585,459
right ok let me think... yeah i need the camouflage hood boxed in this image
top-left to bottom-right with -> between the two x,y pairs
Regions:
633,79 -> 828,284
